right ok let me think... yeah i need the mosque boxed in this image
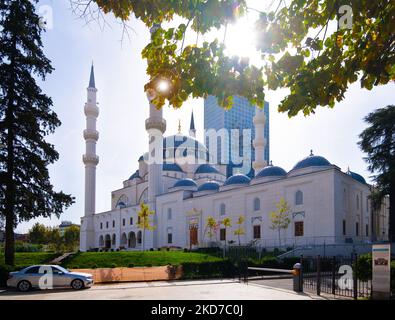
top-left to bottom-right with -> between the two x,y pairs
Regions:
80,66 -> 372,252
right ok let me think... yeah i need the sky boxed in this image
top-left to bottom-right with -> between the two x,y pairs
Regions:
15,0 -> 395,233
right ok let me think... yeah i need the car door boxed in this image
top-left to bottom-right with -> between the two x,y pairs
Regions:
51,266 -> 71,287
23,266 -> 41,288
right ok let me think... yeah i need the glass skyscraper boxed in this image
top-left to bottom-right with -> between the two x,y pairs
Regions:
204,95 -> 270,177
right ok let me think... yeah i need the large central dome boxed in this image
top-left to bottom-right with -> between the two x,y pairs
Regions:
163,134 -> 208,161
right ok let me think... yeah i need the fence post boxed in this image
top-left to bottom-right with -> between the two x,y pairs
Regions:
353,253 -> 358,300
300,255 -> 304,292
332,256 -> 336,295
316,255 -> 321,296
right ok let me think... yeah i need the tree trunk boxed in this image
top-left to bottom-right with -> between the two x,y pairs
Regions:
278,229 -> 281,249
389,183 -> 395,243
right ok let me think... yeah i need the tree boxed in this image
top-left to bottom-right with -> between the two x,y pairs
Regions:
220,217 -> 232,243
233,215 -> 245,245
270,197 -> 291,248
47,227 -> 63,253
28,223 -> 48,244
204,216 -> 219,243
63,225 -> 80,252
74,1 -> 394,115
137,202 -> 156,251
0,0 -> 74,265
359,105 -> 395,242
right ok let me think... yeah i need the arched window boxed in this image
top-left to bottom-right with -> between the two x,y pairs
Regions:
253,198 -> 260,211
220,203 -> 226,215
116,195 -> 129,209
112,234 -> 116,246
295,191 -> 303,205
138,188 -> 148,204
137,231 -> 142,244
120,233 -> 127,246
99,235 -> 104,247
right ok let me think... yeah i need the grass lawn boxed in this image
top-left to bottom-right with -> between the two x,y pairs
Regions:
0,252 -> 59,268
62,251 -> 224,269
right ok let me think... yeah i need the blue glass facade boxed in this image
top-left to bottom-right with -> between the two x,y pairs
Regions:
204,96 -> 270,177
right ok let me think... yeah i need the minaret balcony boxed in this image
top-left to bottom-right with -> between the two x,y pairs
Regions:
253,139 -> 266,148
83,154 -> 99,165
84,129 -> 99,141
145,118 -> 167,133
84,104 -> 99,117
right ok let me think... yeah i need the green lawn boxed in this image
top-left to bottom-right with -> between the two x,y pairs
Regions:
62,251 -> 224,268
0,252 -> 59,268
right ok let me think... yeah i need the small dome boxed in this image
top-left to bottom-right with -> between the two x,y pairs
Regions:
129,170 -> 140,180
138,155 -> 144,161
197,181 -> 221,192
256,166 -> 287,178
173,178 -> 198,188
163,163 -> 184,172
293,153 -> 331,170
224,174 -> 251,186
195,164 -> 220,174
346,170 -> 366,184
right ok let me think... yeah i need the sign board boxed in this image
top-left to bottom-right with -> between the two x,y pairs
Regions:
372,243 -> 391,299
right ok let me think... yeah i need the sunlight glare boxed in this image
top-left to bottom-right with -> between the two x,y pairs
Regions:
224,17 -> 258,59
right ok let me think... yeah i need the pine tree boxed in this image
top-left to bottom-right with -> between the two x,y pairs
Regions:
0,0 -> 74,265
359,105 -> 395,242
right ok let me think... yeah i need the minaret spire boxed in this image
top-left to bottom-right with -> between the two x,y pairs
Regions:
189,111 -> 196,138
89,63 -> 96,88
80,65 -> 99,251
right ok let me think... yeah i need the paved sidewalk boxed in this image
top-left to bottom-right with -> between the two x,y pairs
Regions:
0,279 -> 319,300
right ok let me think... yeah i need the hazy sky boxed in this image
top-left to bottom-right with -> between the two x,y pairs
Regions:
15,0 -> 395,233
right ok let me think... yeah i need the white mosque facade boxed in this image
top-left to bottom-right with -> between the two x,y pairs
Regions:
80,67 -> 373,252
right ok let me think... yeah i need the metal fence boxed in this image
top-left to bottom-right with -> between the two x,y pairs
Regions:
302,255 -> 371,299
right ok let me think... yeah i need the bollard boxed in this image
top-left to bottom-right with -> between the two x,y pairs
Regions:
292,263 -> 303,292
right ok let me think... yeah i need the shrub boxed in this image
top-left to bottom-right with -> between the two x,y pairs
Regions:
181,260 -> 237,280
146,263 -> 152,267
354,254 -> 372,281
110,263 -> 117,268
127,263 -> 134,268
91,264 -> 98,269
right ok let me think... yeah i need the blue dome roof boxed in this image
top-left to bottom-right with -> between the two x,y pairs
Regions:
256,166 -> 287,178
129,170 -> 140,180
195,164 -> 220,174
293,154 -> 331,170
224,174 -> 251,186
197,181 -> 221,192
163,163 -> 184,172
347,171 -> 367,184
173,178 -> 198,188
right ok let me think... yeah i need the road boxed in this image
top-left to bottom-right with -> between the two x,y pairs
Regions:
0,279 -> 320,300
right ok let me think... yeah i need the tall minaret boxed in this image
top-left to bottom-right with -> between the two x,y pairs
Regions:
189,111 -> 196,138
253,107 -> 267,175
146,23 -> 166,204
80,64 -> 99,251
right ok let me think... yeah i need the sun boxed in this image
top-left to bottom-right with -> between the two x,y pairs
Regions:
224,17 -> 258,59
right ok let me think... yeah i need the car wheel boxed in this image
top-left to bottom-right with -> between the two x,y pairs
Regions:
17,280 -> 31,292
71,279 -> 84,290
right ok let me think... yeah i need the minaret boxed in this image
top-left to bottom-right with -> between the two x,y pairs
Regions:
189,111 -> 196,138
80,64 -> 99,251
253,106 -> 267,175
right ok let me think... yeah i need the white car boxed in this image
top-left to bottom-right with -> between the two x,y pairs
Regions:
7,265 -> 94,292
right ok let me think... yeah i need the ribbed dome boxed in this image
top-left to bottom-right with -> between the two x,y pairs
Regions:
346,170 -> 366,184
163,134 -> 208,160
293,154 -> 331,170
173,178 -> 198,188
197,181 -> 220,192
129,170 -> 140,180
256,166 -> 287,178
195,164 -> 220,174
224,174 -> 251,186
163,163 -> 184,172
